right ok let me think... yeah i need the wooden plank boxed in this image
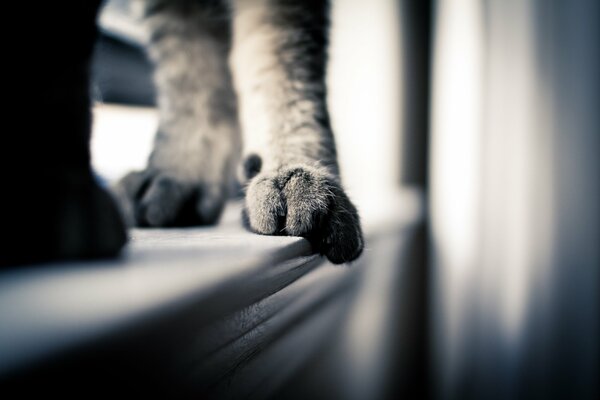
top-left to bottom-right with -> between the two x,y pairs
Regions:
0,203 -> 314,376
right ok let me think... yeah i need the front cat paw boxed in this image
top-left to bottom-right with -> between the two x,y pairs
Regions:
244,165 -> 363,264
114,170 -> 226,227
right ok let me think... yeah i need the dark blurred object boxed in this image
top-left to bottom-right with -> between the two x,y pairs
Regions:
92,34 -> 155,106
399,0 -> 431,187
1,1 -> 127,267
92,0 -> 155,106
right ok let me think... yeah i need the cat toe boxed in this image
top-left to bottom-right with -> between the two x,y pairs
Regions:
316,185 -> 364,264
245,175 -> 286,234
136,175 -> 192,227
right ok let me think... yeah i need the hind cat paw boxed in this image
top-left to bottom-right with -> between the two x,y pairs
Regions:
114,170 -> 226,227
3,175 -> 127,266
243,165 -> 363,264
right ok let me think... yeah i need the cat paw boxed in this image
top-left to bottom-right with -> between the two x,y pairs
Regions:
114,170 -> 226,227
244,165 -> 363,264
3,176 -> 127,267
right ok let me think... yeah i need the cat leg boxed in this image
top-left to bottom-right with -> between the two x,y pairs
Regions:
2,1 -> 127,267
230,0 -> 363,263
115,0 -> 240,227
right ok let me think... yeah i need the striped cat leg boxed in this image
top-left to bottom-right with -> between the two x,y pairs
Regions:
230,0 -> 363,263
116,0 -> 240,227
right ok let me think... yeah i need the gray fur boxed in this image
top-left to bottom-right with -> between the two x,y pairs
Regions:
115,0 -> 240,227
116,0 -> 363,263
